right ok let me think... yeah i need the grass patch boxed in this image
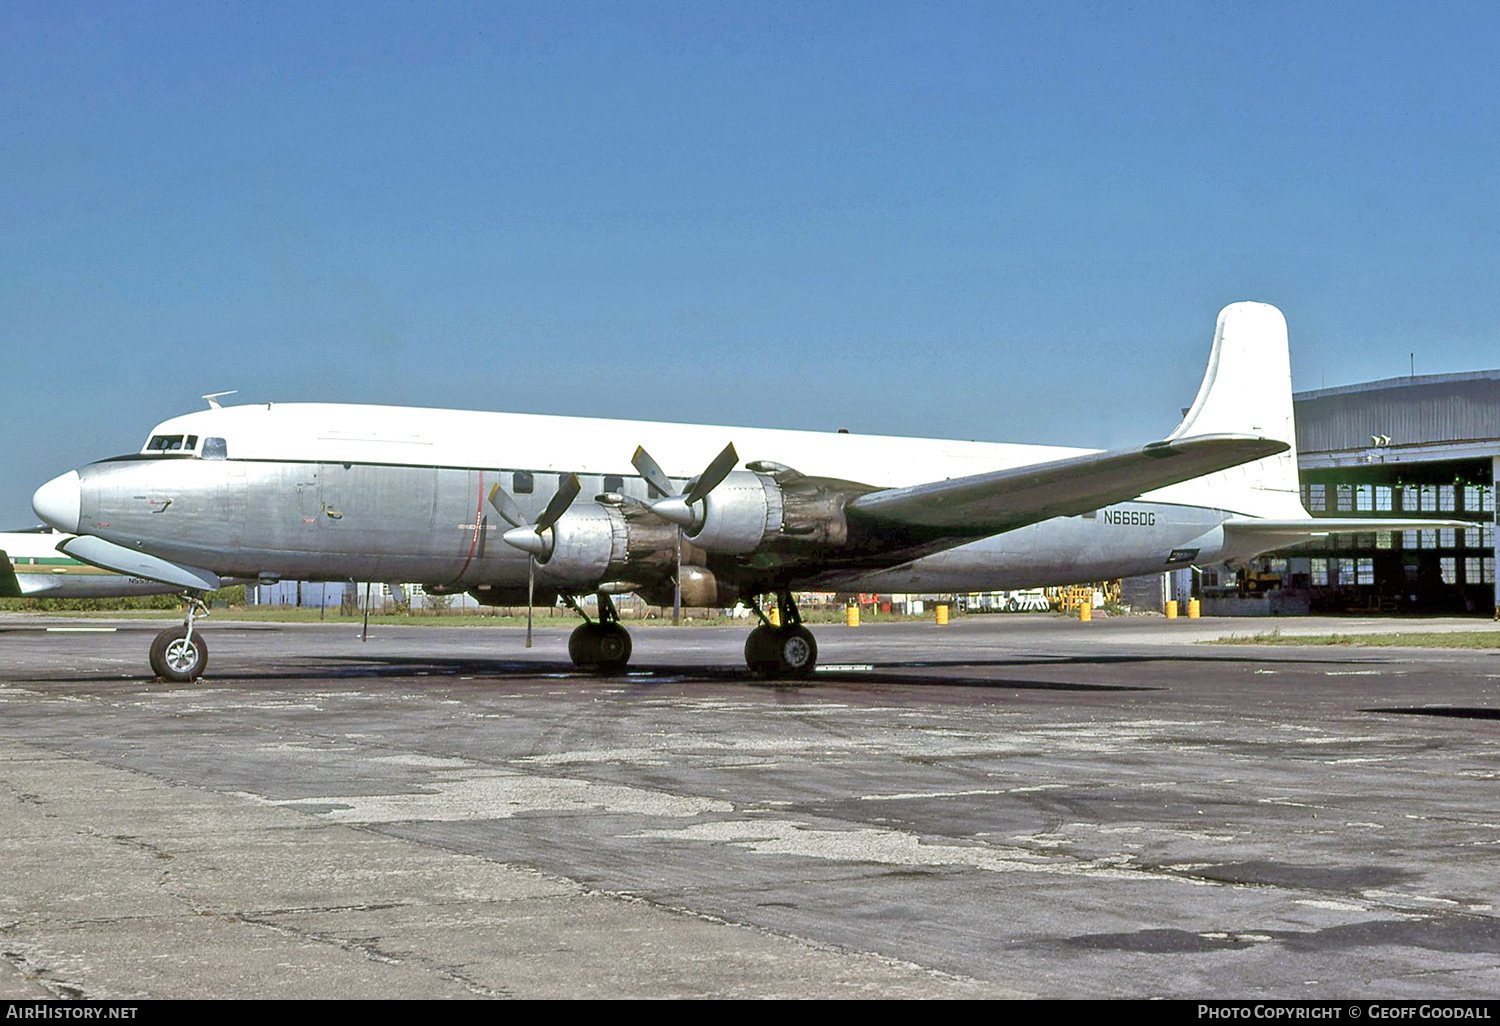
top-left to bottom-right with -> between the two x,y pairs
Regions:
0,605 -> 950,628
1215,629 -> 1500,649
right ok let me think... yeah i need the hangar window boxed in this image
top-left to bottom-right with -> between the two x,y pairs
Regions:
1375,486 -> 1393,512
1338,558 -> 1355,585
1440,528 -> 1457,549
1440,557 -> 1457,585
1439,485 -> 1456,512
1376,531 -> 1394,550
1310,558 -> 1328,586
1355,485 -> 1373,512
1357,558 -> 1374,585
1336,484 -> 1353,512
1466,485 -> 1495,513
1420,485 -> 1438,512
1306,484 -> 1326,512
513,471 -> 534,494
202,437 -> 228,460
1401,486 -> 1418,511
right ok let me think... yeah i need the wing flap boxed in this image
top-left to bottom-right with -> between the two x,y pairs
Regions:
846,434 -> 1288,536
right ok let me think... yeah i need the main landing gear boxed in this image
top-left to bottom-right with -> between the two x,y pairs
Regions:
149,595 -> 210,682
565,592 -> 633,673
744,591 -> 818,679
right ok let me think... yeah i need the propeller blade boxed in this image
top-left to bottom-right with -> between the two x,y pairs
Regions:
535,472 -> 581,533
684,443 -> 738,505
487,482 -> 527,529
631,446 -> 675,500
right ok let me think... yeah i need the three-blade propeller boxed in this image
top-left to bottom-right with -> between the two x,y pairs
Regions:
489,473 -> 581,559
630,442 -> 740,625
632,442 -> 738,531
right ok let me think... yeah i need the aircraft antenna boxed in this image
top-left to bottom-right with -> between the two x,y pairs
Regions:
202,390 -> 238,410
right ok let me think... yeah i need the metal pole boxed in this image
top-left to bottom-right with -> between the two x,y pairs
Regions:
673,529 -> 682,625
362,582 -> 371,642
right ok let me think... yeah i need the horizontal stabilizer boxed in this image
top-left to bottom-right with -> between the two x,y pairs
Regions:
58,536 -> 221,592
847,434 -> 1288,536
1208,515 -> 1478,565
1222,517 -> 1475,534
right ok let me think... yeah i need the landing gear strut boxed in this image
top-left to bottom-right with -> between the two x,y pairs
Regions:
744,590 -> 818,679
150,595 -> 210,682
565,592 -> 633,673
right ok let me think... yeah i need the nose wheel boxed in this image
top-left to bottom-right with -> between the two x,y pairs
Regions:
149,596 -> 210,682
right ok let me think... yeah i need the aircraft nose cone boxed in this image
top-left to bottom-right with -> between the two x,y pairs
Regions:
32,471 -> 81,534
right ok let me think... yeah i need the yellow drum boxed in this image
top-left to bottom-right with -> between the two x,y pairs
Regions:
936,604 -> 949,625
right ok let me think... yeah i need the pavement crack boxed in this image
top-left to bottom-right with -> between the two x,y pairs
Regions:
233,912 -> 511,997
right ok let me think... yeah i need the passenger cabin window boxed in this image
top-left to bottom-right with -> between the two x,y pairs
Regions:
202,437 -> 228,460
513,471 -> 534,494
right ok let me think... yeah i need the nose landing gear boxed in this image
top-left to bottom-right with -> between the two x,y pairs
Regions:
149,595 -> 210,682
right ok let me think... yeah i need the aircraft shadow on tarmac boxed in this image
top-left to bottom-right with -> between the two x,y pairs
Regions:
280,655 -> 1158,692
1362,705 -> 1500,721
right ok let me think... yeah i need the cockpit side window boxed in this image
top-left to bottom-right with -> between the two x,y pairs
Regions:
202,437 -> 228,460
146,434 -> 185,452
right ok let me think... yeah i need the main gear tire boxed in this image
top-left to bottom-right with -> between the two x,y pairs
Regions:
745,624 -> 817,679
569,622 -> 632,672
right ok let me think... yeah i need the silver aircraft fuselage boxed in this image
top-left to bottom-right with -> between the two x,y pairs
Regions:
38,402 -> 1254,597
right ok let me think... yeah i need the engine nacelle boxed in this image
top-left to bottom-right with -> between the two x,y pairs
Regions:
684,471 -> 784,554
683,469 -> 852,554
524,503 -> 688,589
532,504 -> 627,586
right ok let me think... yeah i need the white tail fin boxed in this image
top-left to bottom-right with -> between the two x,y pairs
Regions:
1166,302 -> 1307,519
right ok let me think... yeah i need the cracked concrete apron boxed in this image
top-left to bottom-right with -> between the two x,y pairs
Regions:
1,617 -> 1498,998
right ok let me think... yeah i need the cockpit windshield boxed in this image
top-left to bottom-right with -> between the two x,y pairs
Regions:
144,434 -> 199,453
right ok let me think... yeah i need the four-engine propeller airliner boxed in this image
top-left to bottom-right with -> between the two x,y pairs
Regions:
31,302 -> 1466,681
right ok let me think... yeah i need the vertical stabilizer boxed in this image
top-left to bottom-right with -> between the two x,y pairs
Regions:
1166,302 -> 1306,519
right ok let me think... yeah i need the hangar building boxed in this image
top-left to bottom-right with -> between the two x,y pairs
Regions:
1196,369 -> 1500,617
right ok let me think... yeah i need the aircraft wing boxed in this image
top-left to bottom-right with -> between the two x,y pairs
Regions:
845,433 -> 1287,537
57,535 -> 221,591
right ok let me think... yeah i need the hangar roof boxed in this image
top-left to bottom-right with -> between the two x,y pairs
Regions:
1294,369 -> 1500,464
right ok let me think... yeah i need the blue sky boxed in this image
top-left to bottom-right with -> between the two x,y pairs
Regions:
4,1 -> 1498,526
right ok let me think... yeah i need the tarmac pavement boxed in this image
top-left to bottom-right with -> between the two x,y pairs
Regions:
1,611 -> 1497,999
